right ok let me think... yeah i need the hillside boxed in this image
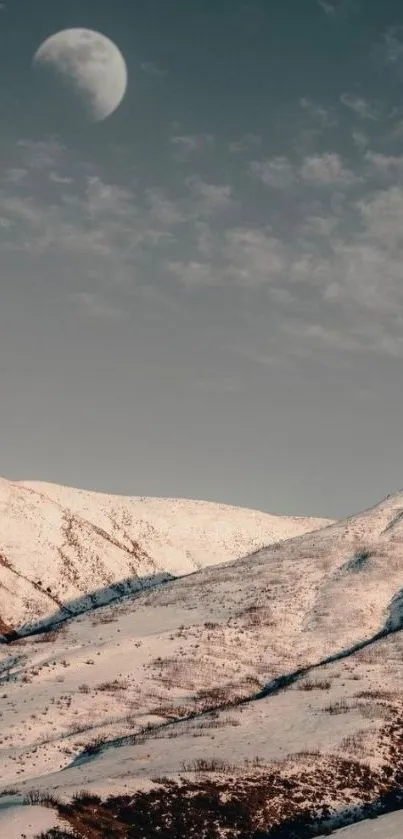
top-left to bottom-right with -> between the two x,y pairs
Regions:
1,490 -> 403,836
0,476 -> 332,630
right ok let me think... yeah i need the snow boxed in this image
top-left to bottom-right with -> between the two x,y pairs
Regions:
0,803 -> 61,838
330,810 -> 403,837
0,488 -> 400,788
2,482 -> 403,834
0,476 -> 332,628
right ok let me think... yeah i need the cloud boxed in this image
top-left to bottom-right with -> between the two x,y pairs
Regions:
170,133 -> 215,160
164,152 -> 403,360
145,178 -> 233,226
340,92 -> 378,120
352,130 -> 369,150
356,186 -> 403,249
0,141 -> 240,325
4,168 -> 28,184
145,188 -> 185,226
249,151 -> 357,190
300,215 -> 338,237
68,291 -> 123,319
0,194 -> 44,231
166,260 -> 216,288
317,0 -> 357,17
364,151 -> 403,174
222,228 -> 286,286
287,185 -> 403,357
373,29 -> 403,103
166,227 -> 287,290
282,320 -> 361,353
228,134 -> 262,154
382,26 -> 403,68
0,144 -> 183,301
317,0 -> 338,14
299,98 -> 335,127
300,152 -> 358,185
85,176 -> 136,219
48,172 -> 74,185
194,221 -> 214,257
140,61 -> 166,77
249,157 -> 295,189
5,134 -> 403,360
185,175 -> 234,216
17,138 -> 66,170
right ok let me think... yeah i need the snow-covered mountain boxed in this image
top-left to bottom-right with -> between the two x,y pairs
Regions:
0,476 -> 332,630
3,487 -> 403,837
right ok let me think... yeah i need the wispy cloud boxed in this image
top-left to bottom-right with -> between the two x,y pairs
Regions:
317,0 -> 358,17
229,134 -> 262,154
250,151 -> 357,188
68,291 -> 123,319
48,172 -> 74,185
166,260 -> 216,288
170,133 -> 215,160
382,26 -> 403,68
372,27 -> 403,110
249,157 -> 295,189
222,228 -> 286,286
85,176 -> 137,219
317,0 -> 338,14
364,151 -> 403,174
167,227 -> 286,290
17,138 -> 66,170
185,175 -> 234,216
4,168 -> 28,184
299,97 -> 335,127
5,135 -> 403,359
170,149 -> 403,359
140,60 -> 166,77
340,92 -> 378,120
0,140 -> 238,316
352,129 -> 369,150
145,188 -> 185,227
0,141 -> 179,310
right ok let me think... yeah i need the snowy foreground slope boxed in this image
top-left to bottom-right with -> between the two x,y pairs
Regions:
0,803 -> 63,839
330,810 -> 403,838
0,476 -> 331,629
3,490 -> 403,836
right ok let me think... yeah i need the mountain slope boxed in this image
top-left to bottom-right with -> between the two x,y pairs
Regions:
1,490 -> 403,838
0,477 -> 332,628
5,488 -> 403,836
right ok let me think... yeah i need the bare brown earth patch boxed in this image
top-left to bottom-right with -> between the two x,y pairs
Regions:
0,615 -> 12,633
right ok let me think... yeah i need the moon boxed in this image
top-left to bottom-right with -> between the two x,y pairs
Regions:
33,28 -> 128,122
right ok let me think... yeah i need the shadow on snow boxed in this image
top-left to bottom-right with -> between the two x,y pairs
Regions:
0,571 -> 175,644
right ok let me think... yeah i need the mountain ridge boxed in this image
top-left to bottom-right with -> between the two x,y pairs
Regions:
0,476 -> 333,628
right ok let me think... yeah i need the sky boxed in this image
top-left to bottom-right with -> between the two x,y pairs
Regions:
2,0 -> 403,519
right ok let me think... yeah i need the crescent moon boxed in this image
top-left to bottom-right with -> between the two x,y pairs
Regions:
33,28 -> 128,122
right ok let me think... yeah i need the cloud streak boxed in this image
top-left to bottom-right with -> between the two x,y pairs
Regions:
170,133 -> 215,160
4,126 -> 403,360
340,92 -> 379,120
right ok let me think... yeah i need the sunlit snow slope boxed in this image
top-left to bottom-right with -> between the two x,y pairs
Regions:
0,477 -> 332,628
